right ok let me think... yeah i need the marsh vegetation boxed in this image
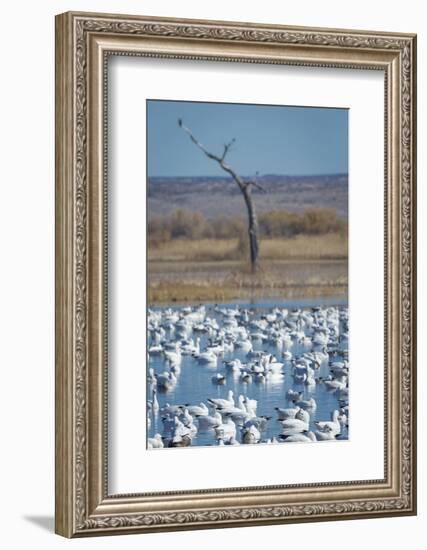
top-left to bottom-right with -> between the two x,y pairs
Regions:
148,208 -> 348,303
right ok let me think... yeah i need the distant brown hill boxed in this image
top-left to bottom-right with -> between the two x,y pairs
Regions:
148,174 -> 348,220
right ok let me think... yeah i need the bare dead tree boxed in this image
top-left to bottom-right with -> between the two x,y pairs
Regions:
178,119 -> 265,273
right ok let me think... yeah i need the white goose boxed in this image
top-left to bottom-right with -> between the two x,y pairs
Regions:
315,409 -> 341,436
164,347 -> 182,367
241,424 -> 261,444
181,408 -> 198,436
234,338 -> 253,353
224,358 -> 243,373
295,408 -> 310,424
197,410 -> 223,431
148,343 -> 163,355
286,389 -> 300,401
284,431 -> 316,443
314,425 -> 337,440
194,350 -> 217,366
323,377 -> 347,391
186,402 -> 209,417
208,390 -> 235,410
275,406 -> 300,420
160,403 -> 183,416
244,396 -> 258,414
156,371 -> 177,391
278,418 -> 309,436
214,415 -> 237,443
151,388 -> 159,413
211,373 -> 226,385
293,395 -> 317,411
147,433 -> 164,449
181,337 -> 201,355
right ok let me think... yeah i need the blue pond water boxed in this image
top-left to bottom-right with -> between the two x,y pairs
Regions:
147,297 -> 349,448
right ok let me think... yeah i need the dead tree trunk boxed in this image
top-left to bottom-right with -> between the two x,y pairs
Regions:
241,184 -> 259,270
178,119 -> 265,273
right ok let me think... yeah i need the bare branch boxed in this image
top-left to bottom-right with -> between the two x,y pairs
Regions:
221,138 -> 236,161
178,119 -> 245,190
178,119 -> 221,163
247,180 -> 267,193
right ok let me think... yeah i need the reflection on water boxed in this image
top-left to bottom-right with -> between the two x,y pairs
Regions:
147,297 -> 349,448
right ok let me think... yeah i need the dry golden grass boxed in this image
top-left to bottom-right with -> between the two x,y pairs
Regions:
149,234 -> 348,263
149,238 -> 234,262
148,234 -> 348,303
148,283 -> 236,303
260,234 -> 347,260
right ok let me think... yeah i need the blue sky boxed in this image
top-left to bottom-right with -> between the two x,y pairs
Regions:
147,100 -> 348,178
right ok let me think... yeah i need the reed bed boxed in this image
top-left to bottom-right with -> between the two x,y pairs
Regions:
149,234 -> 348,263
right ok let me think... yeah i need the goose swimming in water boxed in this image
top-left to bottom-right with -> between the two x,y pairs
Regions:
185,402 -> 209,417
214,414 -> 237,443
181,408 -> 198,436
161,416 -> 193,447
234,338 -> 253,353
148,343 -> 163,355
295,407 -> 310,424
244,396 -> 257,411
193,350 -> 217,365
156,371 -> 177,392
147,367 -> 157,387
283,431 -> 316,443
315,409 -> 341,436
275,406 -> 300,420
322,377 -> 347,391
164,347 -> 182,367
278,418 -> 309,436
239,370 -> 253,383
197,410 -> 223,431
160,403 -> 183,417
241,424 -> 261,444
244,415 -> 271,432
180,337 -> 201,355
147,433 -> 164,449
314,425 -> 337,440
286,389 -> 300,401
293,395 -> 317,411
336,387 -> 349,401
283,350 -> 293,361
208,390 -> 235,410
147,302 -> 349,448
224,358 -> 244,373
151,388 -> 159,413
211,373 -> 226,385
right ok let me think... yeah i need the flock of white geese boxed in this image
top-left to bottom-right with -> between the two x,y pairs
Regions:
147,304 -> 349,448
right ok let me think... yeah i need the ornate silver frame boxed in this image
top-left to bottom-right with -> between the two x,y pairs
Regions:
55,11 -> 417,537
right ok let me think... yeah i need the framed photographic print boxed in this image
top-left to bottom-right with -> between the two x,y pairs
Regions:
55,11 -> 417,537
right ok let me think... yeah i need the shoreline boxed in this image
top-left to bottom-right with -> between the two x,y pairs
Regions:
149,285 -> 348,306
